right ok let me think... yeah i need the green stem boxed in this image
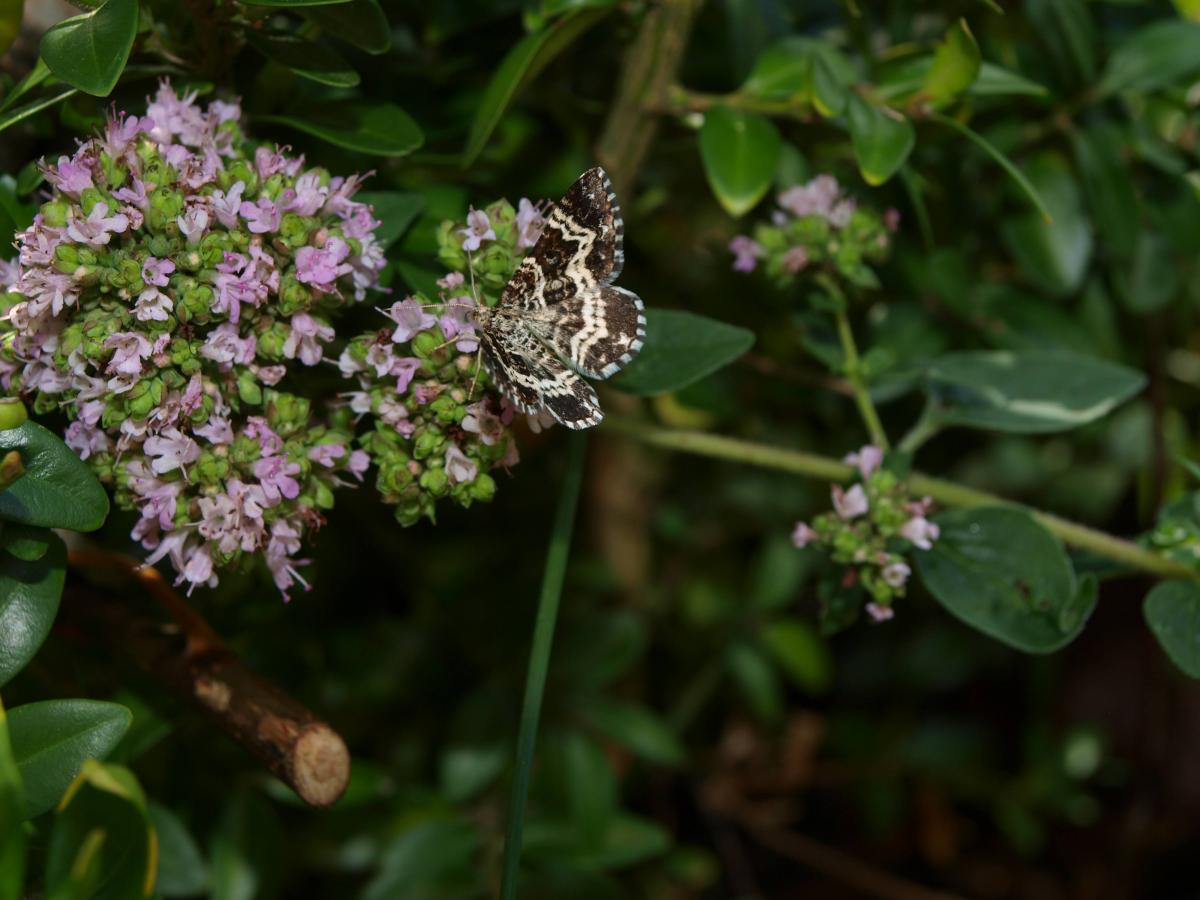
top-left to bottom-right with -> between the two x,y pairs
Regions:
602,418 -> 1197,582
499,434 -> 587,900
819,278 -> 889,450
897,401 -> 943,455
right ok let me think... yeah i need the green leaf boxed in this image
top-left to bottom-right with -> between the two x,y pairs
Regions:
257,101 -> 422,157
8,699 -> 131,819
1098,20 -> 1200,97
462,7 -> 609,167
1071,122 -> 1139,259
847,96 -> 914,186
0,697 -> 26,900
45,761 -> 153,900
0,58 -> 51,112
561,732 -> 617,847
971,62 -> 1049,98
149,801 -> 209,898
439,743 -> 507,804
302,0 -> 391,54
698,104 -> 782,216
999,153 -> 1091,294
38,0 -> 138,97
209,791 -> 282,900
1176,0 -> 1200,23
915,507 -> 1093,652
613,309 -> 754,396
760,618 -> 832,693
0,524 -> 51,562
1144,581 -> 1200,678
581,699 -> 685,766
569,814 -> 670,870
0,421 -> 109,531
741,37 -> 857,102
0,0 -> 22,58
726,641 -> 783,721
923,19 -> 981,101
355,191 -> 424,250
0,86 -> 78,136
362,821 -> 479,900
924,350 -> 1146,434
245,0 -> 352,5
1118,230 -> 1179,314
0,534 -> 66,688
246,32 -> 360,88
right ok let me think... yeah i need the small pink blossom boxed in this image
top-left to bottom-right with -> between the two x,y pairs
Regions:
444,445 -> 478,484
791,521 -> 818,548
253,455 -> 301,504
141,256 -> 175,287
176,206 -> 209,243
729,235 -> 760,272
66,202 -> 129,246
900,515 -> 939,551
387,297 -> 437,342
843,445 -> 884,480
780,245 -> 809,274
209,182 -> 245,228
295,237 -> 351,292
392,356 -> 421,393
515,198 -> 546,249
239,197 -> 280,234
282,312 -> 335,365
103,331 -> 153,376
308,443 -> 346,468
347,449 -> 370,481
866,602 -> 894,623
882,562 -> 911,588
144,428 -> 201,475
832,484 -> 869,520
459,208 -> 495,251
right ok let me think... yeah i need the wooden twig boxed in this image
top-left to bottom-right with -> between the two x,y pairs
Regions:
65,552 -> 350,808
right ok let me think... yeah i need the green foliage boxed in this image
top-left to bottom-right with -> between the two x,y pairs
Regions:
699,105 -> 781,216
38,0 -> 138,97
0,534 -> 66,687
1144,581 -> 1200,678
0,421 -> 109,531
614,310 -> 754,396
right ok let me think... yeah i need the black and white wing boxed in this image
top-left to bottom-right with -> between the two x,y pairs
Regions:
535,286 -> 646,379
500,167 -> 624,312
479,326 -> 603,430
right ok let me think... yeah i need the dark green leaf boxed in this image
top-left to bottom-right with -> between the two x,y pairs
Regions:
45,761 -> 153,900
562,732 -> 617,847
581,699 -> 685,766
999,154 -> 1091,294
462,7 -> 609,166
924,350 -> 1146,434
1144,581 -> 1200,678
1026,0 -> 1096,86
613,309 -> 754,396
439,743 -> 506,803
303,0 -> 391,54
0,524 -> 51,562
0,58 -> 51,112
244,0 -> 353,5
916,507 -> 1092,652
1118,230 -> 1179,313
258,101 -> 422,157
933,113 -> 1053,223
1071,122 -> 1139,259
971,62 -> 1049,98
698,105 -> 782,216
0,0 -> 21,58
361,821 -> 479,900
726,641 -> 783,721
209,791 -> 282,900
571,814 -> 670,870
355,191 -> 424,250
149,801 -> 209,897
923,18 -> 981,101
847,96 -> 914,186
0,86 -> 78,135
0,697 -> 25,898
39,0 -> 138,97
246,33 -> 360,88
0,421 -> 109,531
760,618 -> 832,692
741,37 -> 857,102
1098,20 -> 1200,96
0,534 -> 65,687
8,699 -> 131,819
15,160 -> 44,197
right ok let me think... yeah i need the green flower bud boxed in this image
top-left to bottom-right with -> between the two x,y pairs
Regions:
413,429 -> 445,460
237,370 -> 263,406
53,243 -> 81,274
0,398 -> 28,431
470,472 -> 496,502
40,199 -> 70,228
79,187 -> 107,216
267,392 -> 310,435
419,465 -> 449,497
279,213 -> 311,249
230,435 -> 261,466
100,151 -> 127,189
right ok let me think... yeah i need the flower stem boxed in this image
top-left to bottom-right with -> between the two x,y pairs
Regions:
897,401 -> 943,455
818,277 -> 889,450
499,432 -> 587,900
602,417 -> 1197,582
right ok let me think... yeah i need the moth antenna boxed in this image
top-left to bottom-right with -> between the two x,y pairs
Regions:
468,346 -> 484,399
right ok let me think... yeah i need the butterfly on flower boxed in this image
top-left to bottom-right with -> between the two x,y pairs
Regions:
472,167 -> 646,430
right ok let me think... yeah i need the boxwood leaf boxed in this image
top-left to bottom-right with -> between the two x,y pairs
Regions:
39,0 -> 138,97
613,309 -> 754,396
0,696 -> 25,896
760,618 -> 832,693
915,506 -> 1094,652
922,18 -> 980,101
1098,20 -> 1200,97
0,523 -> 50,562
847,95 -> 914,186
924,350 -> 1146,434
302,0 -> 391,54
0,421 -> 109,531
741,37 -> 858,102
1144,580 -> 1200,678
149,801 -> 209,897
246,32 -> 360,88
0,533 -> 65,687
257,101 -> 422,157
699,105 -> 782,216
8,699 -> 131,819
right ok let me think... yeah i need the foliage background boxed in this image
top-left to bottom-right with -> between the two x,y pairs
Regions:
4,0 -> 1200,898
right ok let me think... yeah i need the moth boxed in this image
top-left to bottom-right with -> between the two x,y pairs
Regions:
473,167 -> 646,430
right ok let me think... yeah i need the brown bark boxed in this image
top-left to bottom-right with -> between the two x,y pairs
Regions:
66,553 -> 349,808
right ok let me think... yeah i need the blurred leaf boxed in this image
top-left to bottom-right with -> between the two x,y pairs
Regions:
39,0 -> 137,97
361,820 -> 479,900
810,54 -> 849,116
209,791 -> 282,900
924,350 -> 1146,434
0,59 -> 51,112
0,0 -> 20,59
149,801 -> 209,898
698,105 -> 781,216
0,86 -> 78,135
47,828 -> 105,900
562,731 -> 617,847
934,114 -> 1053,223
557,610 -> 647,689
0,534 -> 66,688
0,696 -> 25,900
573,815 -> 670,869
45,761 -> 153,900
760,618 -> 832,693
246,33 -> 361,87
439,743 -> 507,803
916,507 -> 1092,652
247,0 -> 352,5
923,19 -> 981,101
1027,0 -> 1097,86
302,0 -> 391,54
750,535 -> 812,611
1144,581 -> 1200,678
355,191 -> 424,250
0,421 -> 110,531
8,699 -> 131,819
971,62 -> 1049,97
1071,121 -> 1139,259
726,641 -> 783,721
258,101 -> 422,157
1118,230 -> 1179,313
1000,154 -> 1091,294
462,7 -> 610,166
847,96 -> 914,186
0,523 -> 51,561
1176,0 -> 1200,22
581,699 -> 685,766
613,309 -> 754,396
1098,19 -> 1200,96
741,37 -> 857,102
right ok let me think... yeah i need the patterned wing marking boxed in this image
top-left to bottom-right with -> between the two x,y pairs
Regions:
532,285 -> 646,379
500,167 -> 624,313
480,323 -> 604,429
